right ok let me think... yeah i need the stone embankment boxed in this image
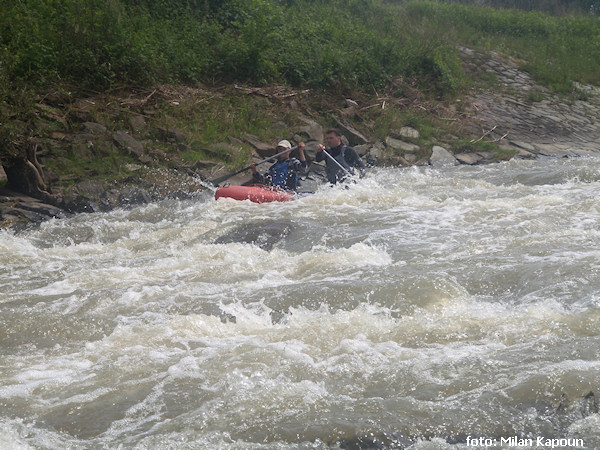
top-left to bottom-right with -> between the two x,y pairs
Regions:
2,48 -> 600,229
459,47 -> 600,161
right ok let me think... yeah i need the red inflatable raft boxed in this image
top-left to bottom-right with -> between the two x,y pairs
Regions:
215,185 -> 295,203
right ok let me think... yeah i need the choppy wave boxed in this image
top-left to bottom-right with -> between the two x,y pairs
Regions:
2,157 -> 600,448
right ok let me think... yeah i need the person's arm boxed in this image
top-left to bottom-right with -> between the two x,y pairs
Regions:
297,142 -> 308,174
290,158 -> 308,175
346,147 -> 366,177
315,144 -> 326,162
250,163 -> 266,184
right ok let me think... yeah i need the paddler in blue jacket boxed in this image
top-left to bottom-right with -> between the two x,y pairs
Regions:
316,128 -> 366,184
250,140 -> 307,191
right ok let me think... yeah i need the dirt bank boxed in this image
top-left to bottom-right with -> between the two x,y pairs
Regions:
2,47 -> 599,229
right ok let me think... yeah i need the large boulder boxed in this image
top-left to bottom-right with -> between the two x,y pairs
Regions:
118,185 -> 153,206
214,219 -> 295,251
335,120 -> 368,146
242,133 -> 273,157
73,180 -> 106,199
113,131 -> 149,162
0,190 -> 66,229
455,153 -> 483,165
385,136 -> 420,153
297,116 -> 324,143
430,145 -> 458,167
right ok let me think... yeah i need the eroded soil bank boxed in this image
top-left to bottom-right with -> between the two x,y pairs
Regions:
2,48 -> 599,229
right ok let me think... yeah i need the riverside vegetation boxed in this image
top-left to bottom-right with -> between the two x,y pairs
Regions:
2,0 -> 600,227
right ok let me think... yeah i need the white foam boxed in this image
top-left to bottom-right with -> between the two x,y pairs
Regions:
0,420 -> 34,450
4,158 -> 600,448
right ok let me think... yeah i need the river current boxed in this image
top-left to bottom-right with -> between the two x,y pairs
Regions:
1,157 -> 600,449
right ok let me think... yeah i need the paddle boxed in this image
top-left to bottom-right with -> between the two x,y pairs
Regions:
321,148 -> 357,181
210,145 -> 299,186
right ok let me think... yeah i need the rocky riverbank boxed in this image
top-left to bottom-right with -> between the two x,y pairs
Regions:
2,47 -> 600,230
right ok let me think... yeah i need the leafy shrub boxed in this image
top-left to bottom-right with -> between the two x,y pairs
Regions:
2,0 -> 598,96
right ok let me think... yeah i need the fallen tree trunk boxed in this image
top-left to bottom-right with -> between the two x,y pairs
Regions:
3,143 -> 56,204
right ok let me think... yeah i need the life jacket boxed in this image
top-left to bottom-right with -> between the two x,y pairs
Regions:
324,146 -> 353,184
269,159 -> 298,190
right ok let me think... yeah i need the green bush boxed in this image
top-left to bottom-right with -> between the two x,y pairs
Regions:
1,0 -> 598,96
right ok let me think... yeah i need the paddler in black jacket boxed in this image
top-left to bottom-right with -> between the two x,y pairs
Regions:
250,140 -> 307,191
316,128 -> 366,184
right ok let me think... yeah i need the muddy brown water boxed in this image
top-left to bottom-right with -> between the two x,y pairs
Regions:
1,158 -> 599,449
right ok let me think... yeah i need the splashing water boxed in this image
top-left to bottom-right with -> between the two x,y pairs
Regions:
1,157 -> 600,449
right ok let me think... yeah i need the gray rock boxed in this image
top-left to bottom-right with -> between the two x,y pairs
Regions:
476,152 -> 495,162
4,207 -> 50,224
297,116 -> 324,143
74,180 -> 106,199
0,165 -> 6,181
399,126 -> 420,139
124,164 -> 143,172
61,194 -> 101,214
385,136 -> 420,153
508,141 -> 535,153
303,141 -> 321,159
292,134 -> 305,144
214,219 -> 294,251
430,146 -> 458,167
353,144 -> 371,157
512,148 -> 537,159
383,155 -> 410,167
128,115 -> 146,134
0,192 -> 66,227
113,131 -> 145,159
17,201 -> 65,219
69,99 -> 95,122
532,143 -> 577,157
455,153 -> 483,165
83,122 -> 107,135
242,133 -> 273,157
335,120 -> 368,146
368,142 -> 386,159
118,186 -> 152,206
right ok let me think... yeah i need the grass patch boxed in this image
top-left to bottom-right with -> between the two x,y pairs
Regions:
405,1 -> 600,93
525,87 -> 545,103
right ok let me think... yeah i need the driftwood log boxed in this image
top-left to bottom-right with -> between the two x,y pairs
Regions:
3,143 -> 55,204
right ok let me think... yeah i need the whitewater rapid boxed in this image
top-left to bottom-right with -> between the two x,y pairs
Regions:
1,158 -> 599,449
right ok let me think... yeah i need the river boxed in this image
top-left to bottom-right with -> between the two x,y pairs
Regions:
1,157 -> 599,449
